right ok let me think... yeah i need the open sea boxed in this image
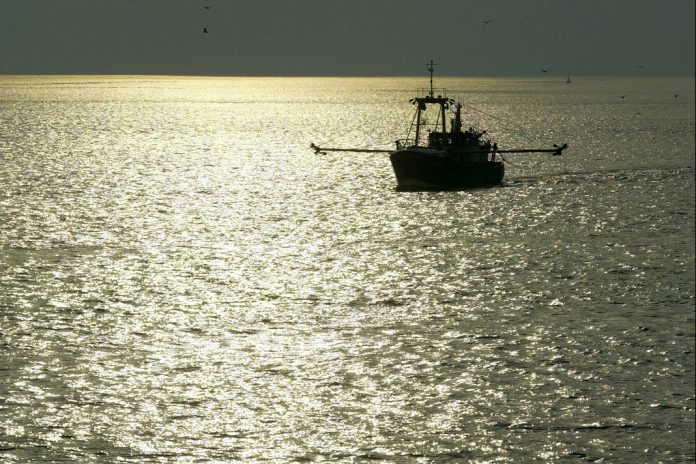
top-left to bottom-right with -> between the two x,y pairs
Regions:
0,75 -> 694,463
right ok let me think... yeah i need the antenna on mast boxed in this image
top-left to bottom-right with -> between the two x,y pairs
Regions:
426,59 -> 438,97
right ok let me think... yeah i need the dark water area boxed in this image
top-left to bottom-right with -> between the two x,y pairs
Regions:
0,76 -> 694,462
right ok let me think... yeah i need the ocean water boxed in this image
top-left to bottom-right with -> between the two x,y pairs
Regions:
0,75 -> 694,463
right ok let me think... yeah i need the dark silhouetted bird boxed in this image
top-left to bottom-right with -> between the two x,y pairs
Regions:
203,5 -> 211,9
203,27 -> 208,33
541,69 -> 551,73
674,94 -> 679,98
482,19 -> 492,24
619,95 -> 626,99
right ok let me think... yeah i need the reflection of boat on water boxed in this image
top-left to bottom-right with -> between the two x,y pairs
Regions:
311,61 -> 568,191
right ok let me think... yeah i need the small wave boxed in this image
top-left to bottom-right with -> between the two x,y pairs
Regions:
173,365 -> 202,373
168,415 -> 201,421
650,403 -> 685,410
488,421 -> 647,431
370,297 -> 405,307
506,166 -> 693,188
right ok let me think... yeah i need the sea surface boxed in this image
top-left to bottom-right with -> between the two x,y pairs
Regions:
0,75 -> 694,463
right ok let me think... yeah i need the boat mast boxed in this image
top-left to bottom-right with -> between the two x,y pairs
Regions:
415,60 -> 437,146
453,103 -> 462,133
415,104 -> 422,146
428,59 -> 449,134
427,59 -> 437,98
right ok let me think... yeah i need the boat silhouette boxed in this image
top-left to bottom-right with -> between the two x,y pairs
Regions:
312,61 -> 568,190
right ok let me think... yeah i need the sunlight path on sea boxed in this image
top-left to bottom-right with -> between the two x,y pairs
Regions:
0,76 -> 693,462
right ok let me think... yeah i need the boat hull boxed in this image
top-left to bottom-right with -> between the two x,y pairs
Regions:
390,148 -> 505,190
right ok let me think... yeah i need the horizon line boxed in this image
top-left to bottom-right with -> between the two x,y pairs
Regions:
1,72 -> 694,79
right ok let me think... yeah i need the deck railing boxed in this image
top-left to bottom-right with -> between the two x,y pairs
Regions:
416,88 -> 449,98
395,139 -> 417,150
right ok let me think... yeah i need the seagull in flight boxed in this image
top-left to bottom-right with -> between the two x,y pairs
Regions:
482,19 -> 493,24
203,5 -> 211,9
541,69 -> 551,73
618,95 -> 626,99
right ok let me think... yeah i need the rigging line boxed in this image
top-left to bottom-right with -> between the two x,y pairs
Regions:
313,129 -> 396,152
313,133 -> 346,148
313,135 -> 394,152
498,154 -> 521,167
406,107 -> 419,142
355,141 -> 393,151
459,102 -> 531,134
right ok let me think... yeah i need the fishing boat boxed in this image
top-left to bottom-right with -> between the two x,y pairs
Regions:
311,61 -> 567,190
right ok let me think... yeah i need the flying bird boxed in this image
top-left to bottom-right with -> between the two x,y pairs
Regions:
203,5 -> 211,9
482,19 -> 493,24
618,95 -> 626,99
674,94 -> 679,98
541,69 -> 551,73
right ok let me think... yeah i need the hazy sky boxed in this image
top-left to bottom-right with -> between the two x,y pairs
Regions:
0,0 -> 694,76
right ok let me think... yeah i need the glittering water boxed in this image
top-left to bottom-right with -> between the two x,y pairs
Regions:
0,75 -> 694,463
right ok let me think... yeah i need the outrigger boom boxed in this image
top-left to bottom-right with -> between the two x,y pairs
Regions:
497,144 -> 568,156
310,143 -> 392,154
310,142 -> 568,156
